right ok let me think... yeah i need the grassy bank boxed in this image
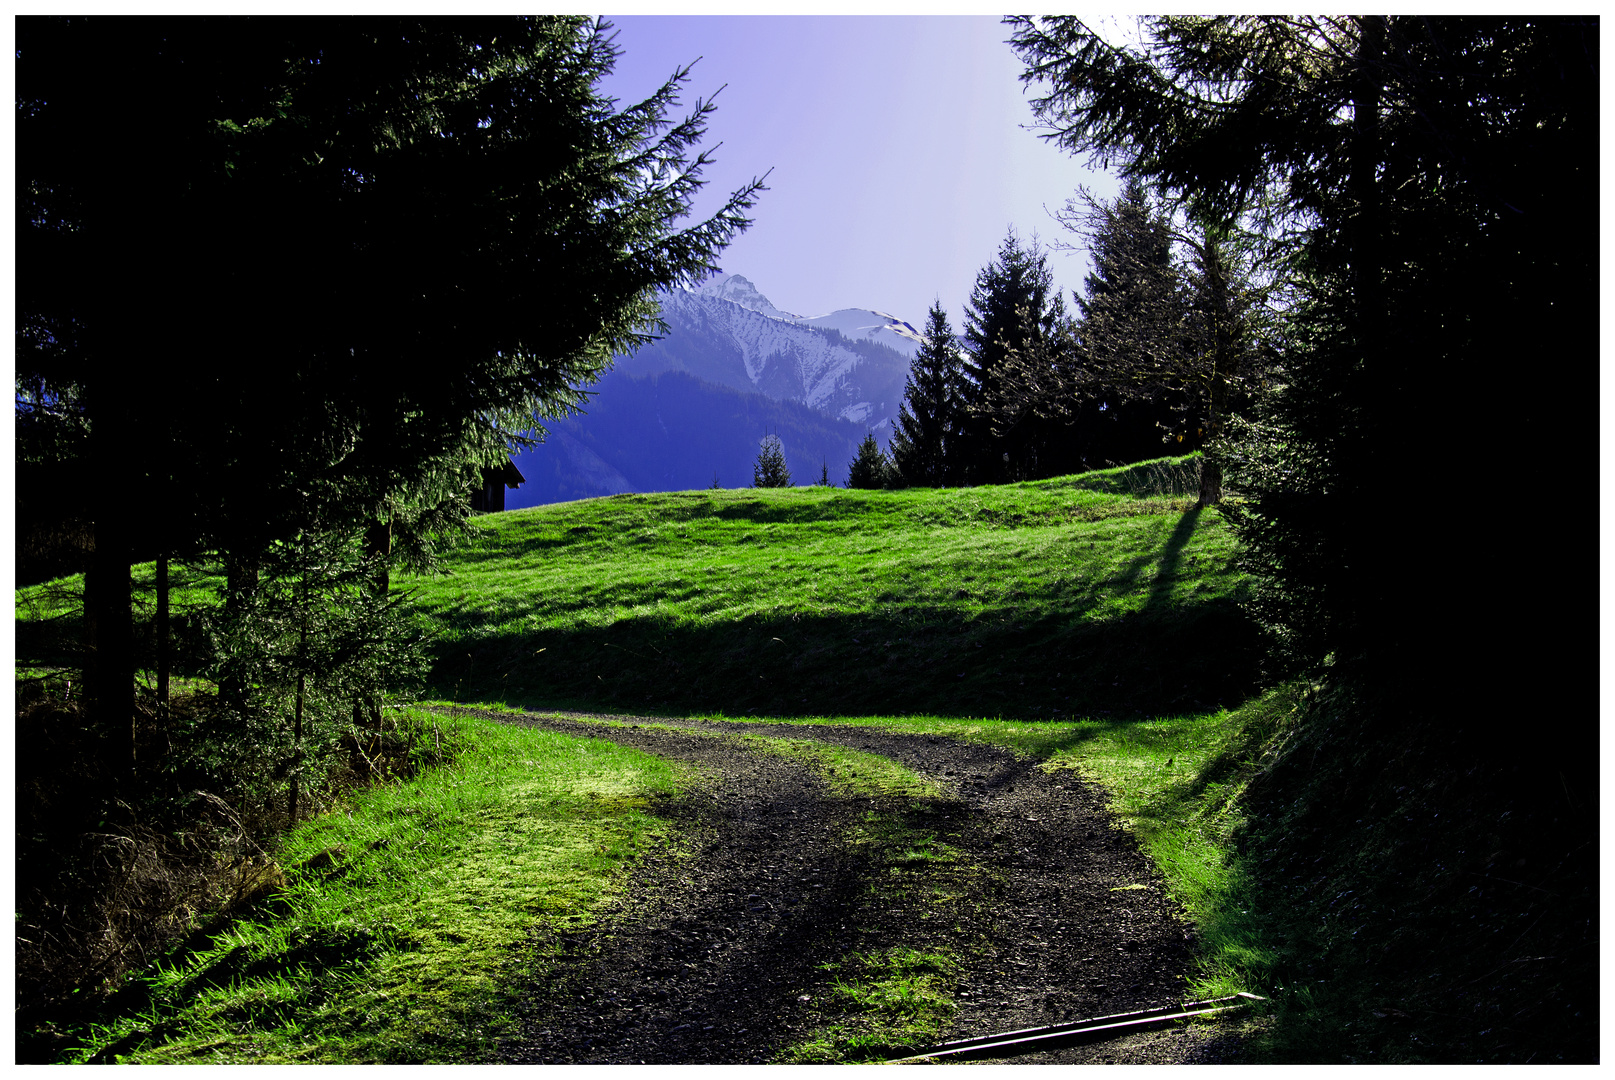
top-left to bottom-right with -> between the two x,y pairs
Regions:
401,456 -> 1267,718
59,709 -> 680,1064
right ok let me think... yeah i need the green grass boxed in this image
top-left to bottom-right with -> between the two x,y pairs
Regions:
733,731 -> 943,800
781,947 -> 961,1063
17,456 -> 1291,1062
395,455 -> 1263,718
1188,686 -> 1599,1064
19,455 -> 1595,1062
13,455 -> 1260,722
65,709 -> 682,1064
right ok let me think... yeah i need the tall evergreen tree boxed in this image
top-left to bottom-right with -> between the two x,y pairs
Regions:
959,230 -> 1065,483
988,182 -> 1192,477
1049,182 -> 1269,496
1069,181 -> 1191,464
889,301 -> 966,487
1009,14 -> 1596,759
17,16 -> 765,772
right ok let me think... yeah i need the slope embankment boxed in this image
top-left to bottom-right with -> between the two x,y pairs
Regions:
405,457 -> 1266,719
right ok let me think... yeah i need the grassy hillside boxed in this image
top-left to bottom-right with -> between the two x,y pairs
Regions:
404,456 -> 1268,717
18,454 -> 1593,1063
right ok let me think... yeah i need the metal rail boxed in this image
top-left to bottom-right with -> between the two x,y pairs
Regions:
885,992 -> 1267,1063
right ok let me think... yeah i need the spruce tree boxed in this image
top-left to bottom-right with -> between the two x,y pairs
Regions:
1010,14 -> 1596,768
890,301 -> 966,487
752,434 -> 792,488
1063,180 -> 1195,470
17,16 -> 765,771
845,433 -> 893,490
959,230 -> 1065,483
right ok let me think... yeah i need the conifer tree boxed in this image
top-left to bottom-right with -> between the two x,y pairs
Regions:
889,301 -> 966,487
752,434 -> 792,488
1062,182 -> 1210,474
959,230 -> 1065,483
845,433 -> 894,490
17,16 -> 765,772
982,181 -> 1268,486
1009,14 -> 1596,758
1071,180 -> 1189,412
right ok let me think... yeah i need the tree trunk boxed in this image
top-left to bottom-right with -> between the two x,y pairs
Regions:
86,391 -> 137,777
289,530 -> 311,826
1352,16 -> 1384,347
362,517 -> 392,725
289,669 -> 305,826
364,517 -> 392,596
156,553 -> 170,720
221,551 -> 259,713
1196,225 -> 1235,509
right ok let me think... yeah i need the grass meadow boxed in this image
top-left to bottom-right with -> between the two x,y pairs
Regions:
403,456 -> 1264,719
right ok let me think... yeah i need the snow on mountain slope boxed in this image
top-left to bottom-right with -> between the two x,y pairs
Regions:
795,307 -> 923,354
693,272 -> 801,320
696,273 -> 921,356
617,274 -> 916,433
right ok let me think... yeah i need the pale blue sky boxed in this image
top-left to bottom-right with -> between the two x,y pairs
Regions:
599,15 -> 1118,330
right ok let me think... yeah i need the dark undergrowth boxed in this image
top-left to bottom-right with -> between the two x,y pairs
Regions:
1202,680 -> 1598,1064
15,683 -> 453,1064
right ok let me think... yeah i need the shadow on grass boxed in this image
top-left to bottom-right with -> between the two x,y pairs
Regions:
423,586 -> 1268,722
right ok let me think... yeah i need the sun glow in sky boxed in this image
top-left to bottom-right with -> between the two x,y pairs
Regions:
599,15 -> 1119,328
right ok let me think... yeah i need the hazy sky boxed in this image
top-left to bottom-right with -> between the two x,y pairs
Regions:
598,14 -> 1119,330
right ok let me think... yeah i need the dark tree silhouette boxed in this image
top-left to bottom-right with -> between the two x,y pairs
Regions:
889,301 -> 967,487
17,16 -> 765,772
845,434 -> 894,490
958,230 -> 1065,483
1009,13 -> 1597,755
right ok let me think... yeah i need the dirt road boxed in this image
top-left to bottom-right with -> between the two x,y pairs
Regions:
447,708 -> 1248,1064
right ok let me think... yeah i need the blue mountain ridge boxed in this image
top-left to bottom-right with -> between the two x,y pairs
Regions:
507,276 -> 916,508
509,369 -> 876,507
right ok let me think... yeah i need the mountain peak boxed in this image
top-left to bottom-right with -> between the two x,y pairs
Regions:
690,273 -> 921,357
694,273 -> 800,321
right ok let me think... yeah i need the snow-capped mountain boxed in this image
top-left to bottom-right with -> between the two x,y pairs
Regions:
692,272 -> 802,321
693,272 -> 925,355
505,274 -> 922,508
617,273 -> 917,432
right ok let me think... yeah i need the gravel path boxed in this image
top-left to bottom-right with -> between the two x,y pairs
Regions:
445,708 -> 1249,1064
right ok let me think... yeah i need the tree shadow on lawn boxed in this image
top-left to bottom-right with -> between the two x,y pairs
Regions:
424,586 -> 1270,723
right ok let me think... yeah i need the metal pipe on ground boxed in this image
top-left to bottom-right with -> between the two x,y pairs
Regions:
885,992 -> 1267,1063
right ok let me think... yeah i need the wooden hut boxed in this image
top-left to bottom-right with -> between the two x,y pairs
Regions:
471,457 -> 526,513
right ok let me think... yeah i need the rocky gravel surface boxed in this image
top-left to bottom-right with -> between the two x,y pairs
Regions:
446,708 -> 1251,1064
